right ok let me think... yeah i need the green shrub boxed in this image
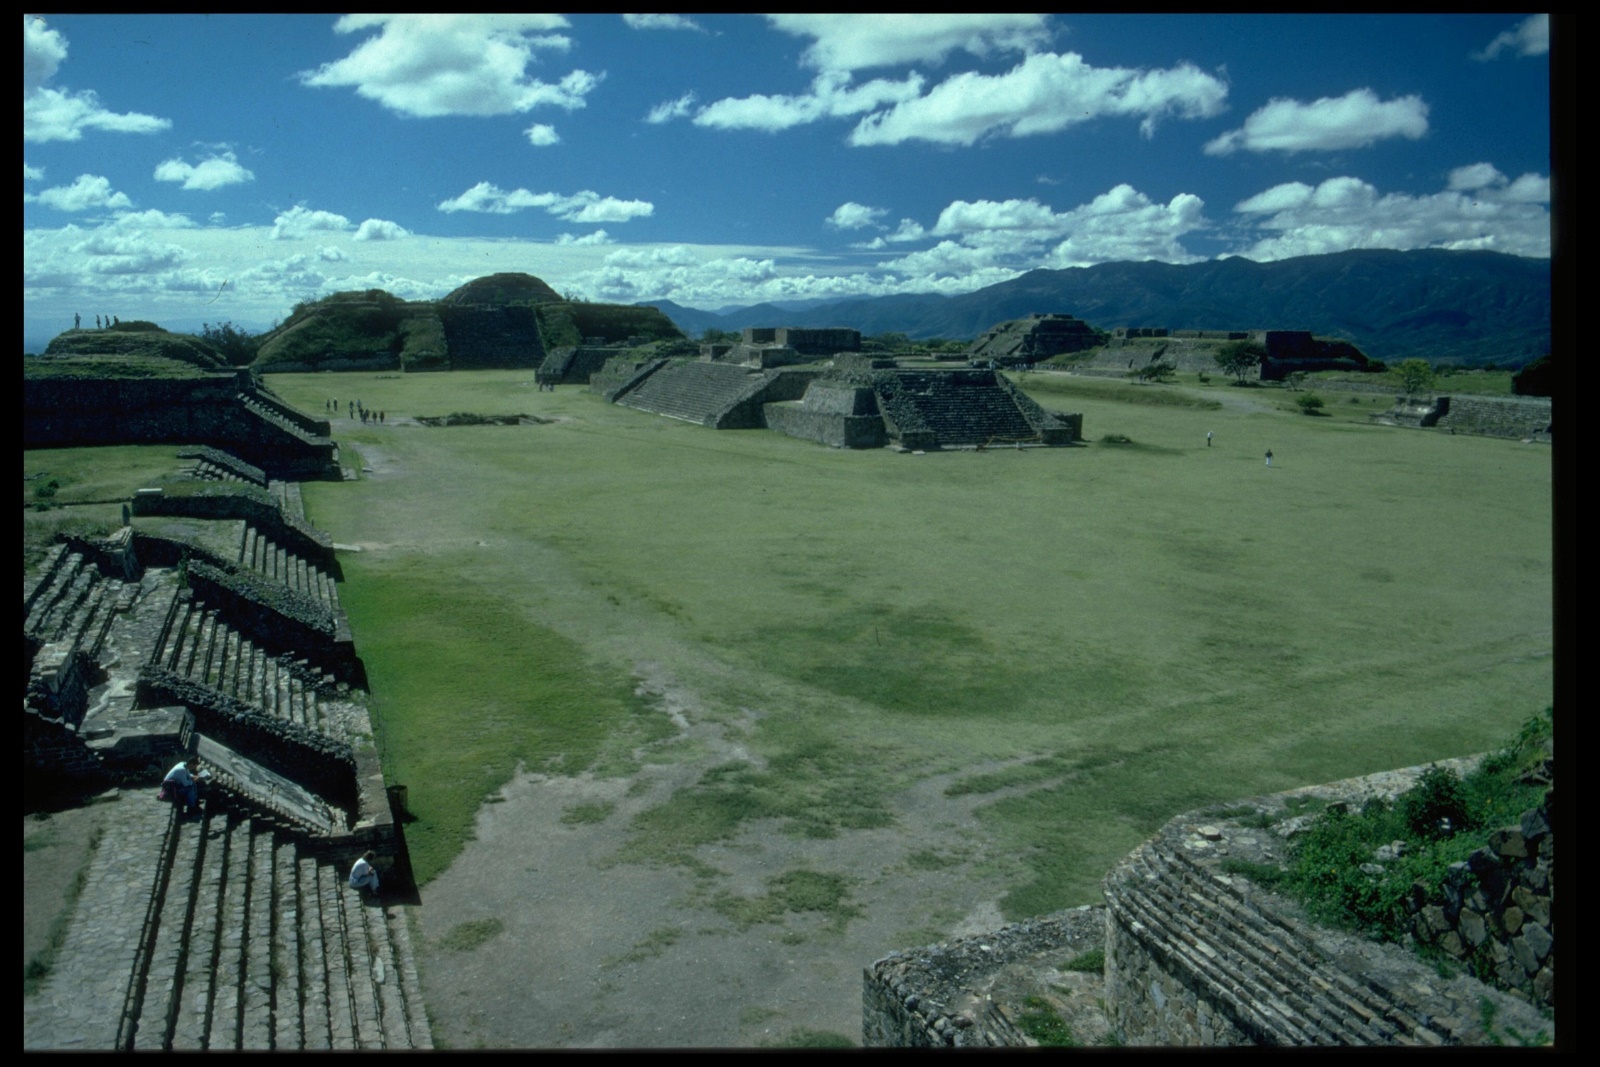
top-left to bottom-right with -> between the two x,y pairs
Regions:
1295,393 -> 1326,415
1397,765 -> 1473,839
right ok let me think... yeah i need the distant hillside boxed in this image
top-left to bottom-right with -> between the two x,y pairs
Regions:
651,249 -> 1550,367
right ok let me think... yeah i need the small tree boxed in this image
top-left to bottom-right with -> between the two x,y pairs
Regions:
201,321 -> 260,366
1283,370 -> 1309,392
1396,358 -> 1435,397
1130,360 -> 1176,384
1295,393 -> 1325,416
1215,341 -> 1266,385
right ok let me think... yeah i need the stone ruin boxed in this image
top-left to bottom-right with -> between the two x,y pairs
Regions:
1080,327 -> 1370,381
863,759 -> 1554,1047
591,356 -> 1082,450
251,272 -> 682,375
965,313 -> 1103,366
28,331 -> 341,482
1371,394 -> 1553,442
25,388 -> 429,1048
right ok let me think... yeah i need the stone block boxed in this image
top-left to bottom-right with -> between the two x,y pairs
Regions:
1489,827 -> 1528,859
1520,923 -> 1552,963
1458,909 -> 1487,946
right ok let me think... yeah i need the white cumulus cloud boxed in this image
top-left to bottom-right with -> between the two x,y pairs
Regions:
25,162 -> 44,182
271,205 -> 354,240
646,92 -> 697,124
354,218 -> 411,241
1475,14 -> 1548,60
826,202 -> 888,230
37,173 -> 133,212
524,123 -> 560,146
1204,89 -> 1428,155
24,17 -> 171,143
437,182 -> 654,223
299,15 -> 599,118
623,14 -> 704,33
767,14 -> 1050,73
555,230 -> 613,246
1231,171 -> 1550,260
849,52 -> 1228,147
153,151 -> 256,191
694,71 -> 924,133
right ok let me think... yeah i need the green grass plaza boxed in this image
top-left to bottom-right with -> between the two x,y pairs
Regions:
205,368 -> 1546,915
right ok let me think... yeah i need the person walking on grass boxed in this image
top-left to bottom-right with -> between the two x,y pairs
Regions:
1265,449 -> 1273,467
1207,431 -> 1213,447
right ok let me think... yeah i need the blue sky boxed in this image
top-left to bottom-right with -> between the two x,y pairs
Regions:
23,14 -> 1551,344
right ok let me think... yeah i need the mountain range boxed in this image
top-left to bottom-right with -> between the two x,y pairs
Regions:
648,249 -> 1551,367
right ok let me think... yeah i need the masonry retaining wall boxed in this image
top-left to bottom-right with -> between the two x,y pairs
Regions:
1102,764 -> 1553,1046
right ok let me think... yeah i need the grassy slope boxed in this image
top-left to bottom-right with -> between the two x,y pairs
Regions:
273,370 -> 1552,912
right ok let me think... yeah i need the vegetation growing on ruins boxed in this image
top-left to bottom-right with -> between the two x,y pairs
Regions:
271,368 -> 1550,918
1280,708 -> 1550,944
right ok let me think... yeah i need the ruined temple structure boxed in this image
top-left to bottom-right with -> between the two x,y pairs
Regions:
24,340 -> 428,1047
864,760 -> 1555,1047
591,357 -> 1081,450
1371,393 -> 1553,441
27,328 -> 341,480
250,273 -> 683,375
965,313 -> 1103,366
1082,328 -> 1370,381
742,326 -> 862,357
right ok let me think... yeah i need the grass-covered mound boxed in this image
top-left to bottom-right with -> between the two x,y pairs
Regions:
253,289 -> 446,372
36,325 -> 229,377
439,271 -> 564,307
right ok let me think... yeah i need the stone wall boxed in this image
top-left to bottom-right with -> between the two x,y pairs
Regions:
438,304 -> 545,370
1101,764 -> 1553,1046
24,374 -> 339,480
1404,802 -> 1554,1005
1434,395 -> 1553,440
863,908 -> 1105,1046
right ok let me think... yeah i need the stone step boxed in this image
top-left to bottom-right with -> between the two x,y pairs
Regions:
205,816 -> 253,1049
22,792 -> 173,1051
272,840 -> 303,1051
317,865 -> 359,1050
385,907 -> 433,1048
131,804 -> 197,1049
297,854 -> 333,1049
239,825 -> 275,1049
171,809 -> 227,1048
23,542 -> 72,621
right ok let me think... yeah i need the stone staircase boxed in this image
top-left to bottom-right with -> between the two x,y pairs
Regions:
1107,840 -> 1401,1043
619,361 -> 774,425
237,394 -> 331,446
239,524 -> 341,613
878,371 -> 1037,446
151,592 -> 346,741
25,545 -> 128,653
23,792 -> 430,1050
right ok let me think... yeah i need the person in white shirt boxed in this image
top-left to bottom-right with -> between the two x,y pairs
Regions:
349,850 -> 380,894
163,759 -> 201,815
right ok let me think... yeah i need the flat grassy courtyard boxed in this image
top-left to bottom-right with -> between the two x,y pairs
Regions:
264,369 -> 1551,919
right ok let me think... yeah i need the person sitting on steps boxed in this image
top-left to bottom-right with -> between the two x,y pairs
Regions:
349,850 -> 380,896
162,758 -> 204,816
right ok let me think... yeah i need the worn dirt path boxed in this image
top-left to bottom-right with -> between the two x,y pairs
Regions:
413,666 -> 1031,1048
